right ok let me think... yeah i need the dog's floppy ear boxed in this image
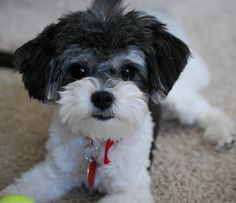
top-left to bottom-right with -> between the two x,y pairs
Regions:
15,23 -> 60,102
147,23 -> 190,97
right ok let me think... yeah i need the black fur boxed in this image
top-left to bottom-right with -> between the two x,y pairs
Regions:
0,51 -> 14,68
148,28 -> 190,95
91,0 -> 123,17
15,0 -> 190,102
15,24 -> 62,100
148,98 -> 161,169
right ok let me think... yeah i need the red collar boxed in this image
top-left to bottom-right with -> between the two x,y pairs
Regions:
104,139 -> 115,164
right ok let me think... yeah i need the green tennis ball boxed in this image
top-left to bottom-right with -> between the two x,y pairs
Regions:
0,195 -> 35,203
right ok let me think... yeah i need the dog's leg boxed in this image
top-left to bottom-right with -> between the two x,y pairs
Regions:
163,58 -> 235,150
98,180 -> 154,203
0,159 -> 78,203
98,189 -> 154,203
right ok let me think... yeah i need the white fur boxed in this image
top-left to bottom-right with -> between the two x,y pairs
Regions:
1,78 -> 154,203
58,78 -> 148,141
163,56 -> 234,150
153,9 -> 235,150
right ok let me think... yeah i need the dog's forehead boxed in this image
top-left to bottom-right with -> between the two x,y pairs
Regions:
94,47 -> 146,76
110,47 -> 145,67
62,45 -> 145,69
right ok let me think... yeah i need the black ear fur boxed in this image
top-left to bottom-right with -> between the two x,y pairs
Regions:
15,24 -> 60,101
147,25 -> 190,96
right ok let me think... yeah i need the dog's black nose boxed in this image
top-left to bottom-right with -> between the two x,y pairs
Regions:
91,91 -> 114,110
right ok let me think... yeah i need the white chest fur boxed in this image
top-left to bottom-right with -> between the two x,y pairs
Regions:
47,110 -> 154,193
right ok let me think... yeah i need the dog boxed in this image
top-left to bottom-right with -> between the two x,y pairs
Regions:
0,51 -> 13,68
0,0 -> 234,202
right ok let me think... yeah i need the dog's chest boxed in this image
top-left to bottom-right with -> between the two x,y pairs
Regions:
77,138 -> 117,190
49,113 -> 153,192
78,138 -> 136,193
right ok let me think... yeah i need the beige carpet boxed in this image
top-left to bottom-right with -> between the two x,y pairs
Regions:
0,0 -> 236,202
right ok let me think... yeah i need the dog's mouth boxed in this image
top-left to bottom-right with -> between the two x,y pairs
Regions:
92,112 -> 115,121
92,115 -> 114,121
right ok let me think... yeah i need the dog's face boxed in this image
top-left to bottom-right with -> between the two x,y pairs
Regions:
15,0 -> 190,140
57,47 -> 149,140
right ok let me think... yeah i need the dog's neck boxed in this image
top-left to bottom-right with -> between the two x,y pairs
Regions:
83,138 -> 116,188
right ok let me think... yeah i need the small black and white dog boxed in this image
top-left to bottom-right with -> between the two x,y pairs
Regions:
1,0 -> 234,202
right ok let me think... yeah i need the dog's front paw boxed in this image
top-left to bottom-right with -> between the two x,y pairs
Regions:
98,195 -> 133,203
204,124 -> 235,152
215,136 -> 235,152
98,190 -> 154,203
0,191 -> 4,197
0,185 -> 21,197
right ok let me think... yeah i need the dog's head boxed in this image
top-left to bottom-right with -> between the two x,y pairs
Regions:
15,0 -> 190,140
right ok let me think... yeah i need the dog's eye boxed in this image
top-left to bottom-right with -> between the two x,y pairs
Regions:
70,63 -> 90,79
120,64 -> 136,81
